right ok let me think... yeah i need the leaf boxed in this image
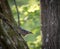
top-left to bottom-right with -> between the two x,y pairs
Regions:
24,34 -> 36,42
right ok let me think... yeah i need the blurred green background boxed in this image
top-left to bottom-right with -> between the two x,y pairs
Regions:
8,0 -> 42,49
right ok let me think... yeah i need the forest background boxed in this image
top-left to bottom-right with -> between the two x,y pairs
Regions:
8,0 -> 41,49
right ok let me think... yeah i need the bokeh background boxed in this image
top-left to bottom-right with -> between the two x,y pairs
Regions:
8,0 -> 42,49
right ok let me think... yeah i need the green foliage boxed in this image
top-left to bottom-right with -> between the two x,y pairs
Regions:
24,34 -> 36,42
9,0 -> 42,49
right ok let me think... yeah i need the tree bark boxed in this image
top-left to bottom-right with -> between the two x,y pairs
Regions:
40,0 -> 60,49
0,0 -> 29,49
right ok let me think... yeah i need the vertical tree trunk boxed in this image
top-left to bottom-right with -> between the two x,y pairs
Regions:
40,0 -> 60,49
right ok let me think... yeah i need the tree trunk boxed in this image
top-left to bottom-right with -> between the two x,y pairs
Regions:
40,0 -> 60,49
0,0 -> 29,49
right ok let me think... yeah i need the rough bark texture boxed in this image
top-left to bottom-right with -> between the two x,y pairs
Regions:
0,0 -> 29,49
40,0 -> 60,49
